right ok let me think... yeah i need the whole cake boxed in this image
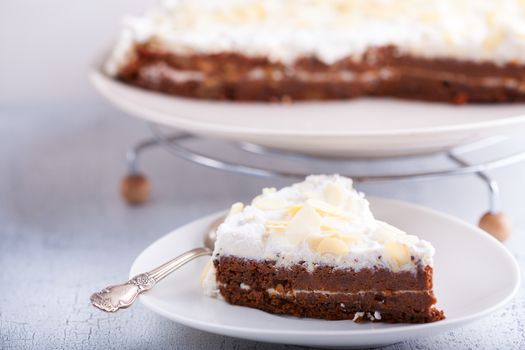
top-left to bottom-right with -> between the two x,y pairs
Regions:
106,0 -> 525,103
202,175 -> 444,323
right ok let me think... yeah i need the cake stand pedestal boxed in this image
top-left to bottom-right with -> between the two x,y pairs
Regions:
120,124 -> 525,241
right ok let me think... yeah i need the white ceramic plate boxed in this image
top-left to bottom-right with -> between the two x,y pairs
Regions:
130,198 -> 520,348
91,68 -> 525,157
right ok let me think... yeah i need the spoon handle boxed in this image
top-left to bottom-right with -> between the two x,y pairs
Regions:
90,247 -> 213,312
148,247 -> 213,281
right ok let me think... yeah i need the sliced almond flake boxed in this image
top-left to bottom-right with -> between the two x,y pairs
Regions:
321,216 -> 347,230
266,225 -> 287,231
384,240 -> 411,271
266,220 -> 289,226
267,227 -> 285,236
285,204 -> 321,245
315,237 -> 350,255
287,204 -> 303,217
307,234 -> 324,251
320,231 -> 362,247
307,198 -> 355,220
320,226 -> 342,233
336,233 -> 361,247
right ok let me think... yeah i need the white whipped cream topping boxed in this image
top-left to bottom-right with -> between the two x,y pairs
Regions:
107,0 -> 525,75
211,175 -> 434,273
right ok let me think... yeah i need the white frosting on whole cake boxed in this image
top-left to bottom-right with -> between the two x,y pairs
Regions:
107,0 -> 525,75
209,175 -> 434,277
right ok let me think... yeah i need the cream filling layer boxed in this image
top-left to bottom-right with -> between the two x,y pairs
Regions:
266,288 -> 431,298
136,62 -> 525,93
399,67 -> 525,93
139,62 -> 206,83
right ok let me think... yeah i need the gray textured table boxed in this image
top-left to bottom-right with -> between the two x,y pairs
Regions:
1,104 -> 524,349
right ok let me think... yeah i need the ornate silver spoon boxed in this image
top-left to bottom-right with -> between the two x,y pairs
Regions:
90,217 -> 221,312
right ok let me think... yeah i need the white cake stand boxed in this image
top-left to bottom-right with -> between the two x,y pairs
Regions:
91,67 -> 525,158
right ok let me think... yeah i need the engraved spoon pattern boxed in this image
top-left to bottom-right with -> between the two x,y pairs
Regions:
90,217 -> 221,312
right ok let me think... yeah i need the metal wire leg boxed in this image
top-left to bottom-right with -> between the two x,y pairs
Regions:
447,152 -> 500,213
447,152 -> 511,241
121,136 -> 162,205
126,137 -> 162,175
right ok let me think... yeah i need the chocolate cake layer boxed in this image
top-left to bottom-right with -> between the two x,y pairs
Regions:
116,44 -> 525,103
214,256 -> 444,323
216,256 -> 432,292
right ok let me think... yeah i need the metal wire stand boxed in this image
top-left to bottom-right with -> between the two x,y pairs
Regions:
121,124 -> 525,240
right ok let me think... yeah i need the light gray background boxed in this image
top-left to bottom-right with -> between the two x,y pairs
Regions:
2,105 -> 524,350
1,1 -> 524,349
0,0 -> 154,105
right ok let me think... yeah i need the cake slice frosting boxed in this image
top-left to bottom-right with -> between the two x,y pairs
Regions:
203,175 -> 444,323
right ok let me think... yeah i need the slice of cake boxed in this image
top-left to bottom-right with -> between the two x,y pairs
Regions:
202,175 -> 444,323
106,0 -> 525,103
